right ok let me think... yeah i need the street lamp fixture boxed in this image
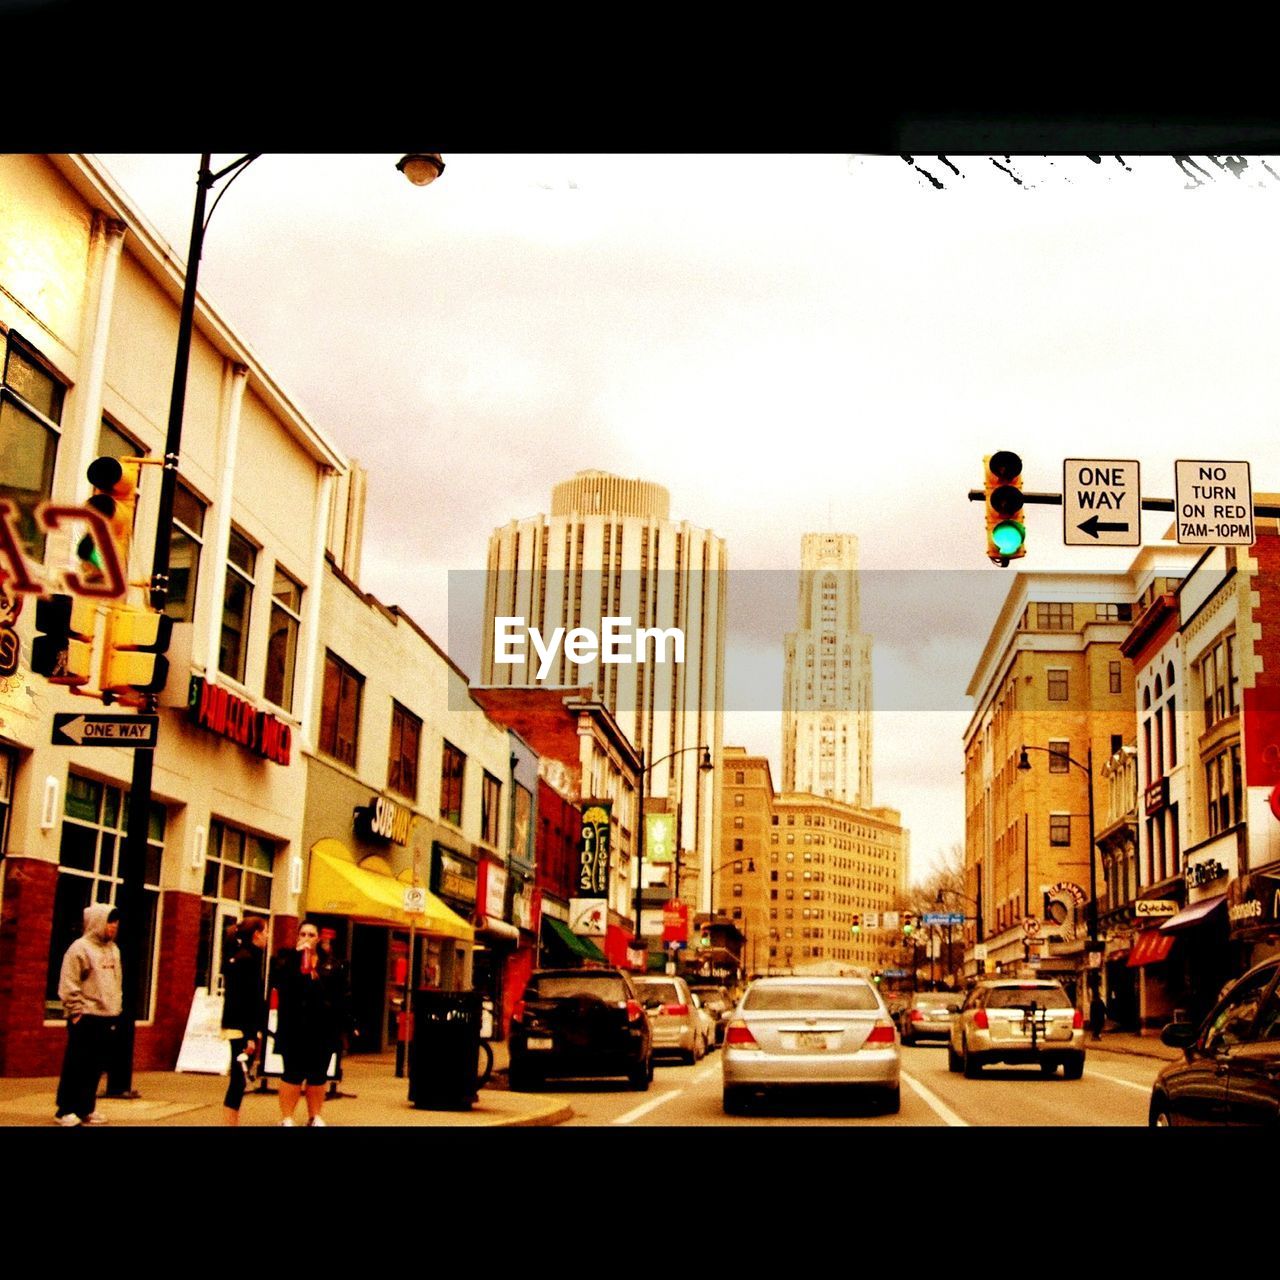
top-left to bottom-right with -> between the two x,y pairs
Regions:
633,745 -> 714,954
110,152 -> 442,1094
397,153 -> 446,186
1018,743 -> 1098,945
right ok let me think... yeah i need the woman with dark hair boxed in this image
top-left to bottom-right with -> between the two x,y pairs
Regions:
270,919 -> 349,1127
220,915 -> 268,1126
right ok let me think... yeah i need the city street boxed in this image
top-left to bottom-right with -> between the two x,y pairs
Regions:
538,1044 -> 1160,1126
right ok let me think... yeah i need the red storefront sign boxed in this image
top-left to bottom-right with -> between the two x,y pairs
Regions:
187,675 -> 291,765
662,900 -> 689,943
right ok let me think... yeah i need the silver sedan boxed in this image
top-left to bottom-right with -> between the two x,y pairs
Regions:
722,975 -> 900,1114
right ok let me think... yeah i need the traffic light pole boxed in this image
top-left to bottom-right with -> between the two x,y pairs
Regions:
110,155 -> 226,1094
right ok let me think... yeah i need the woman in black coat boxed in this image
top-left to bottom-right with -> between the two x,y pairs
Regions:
220,915 -> 268,1126
271,919 -> 350,1127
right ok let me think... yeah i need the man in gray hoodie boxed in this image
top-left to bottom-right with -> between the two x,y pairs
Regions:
55,903 -> 122,1126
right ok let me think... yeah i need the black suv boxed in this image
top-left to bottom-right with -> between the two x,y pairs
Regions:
509,968 -> 654,1091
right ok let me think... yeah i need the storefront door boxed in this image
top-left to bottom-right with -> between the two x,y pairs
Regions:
350,924 -> 389,1053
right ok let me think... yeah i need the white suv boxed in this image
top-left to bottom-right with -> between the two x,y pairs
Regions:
948,979 -> 1085,1079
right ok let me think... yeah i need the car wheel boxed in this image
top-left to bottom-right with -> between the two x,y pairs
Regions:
1040,1060 -> 1059,1077
1149,1096 -> 1174,1127
882,1085 -> 901,1115
947,1042 -> 962,1073
962,1038 -> 982,1079
628,1061 -> 651,1091
1062,1054 -> 1085,1080
902,1033 -> 914,1048
723,1086 -> 747,1115
683,1048 -> 697,1065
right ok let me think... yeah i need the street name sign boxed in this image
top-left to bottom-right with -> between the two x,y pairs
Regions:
1175,460 -> 1254,545
1063,459 -> 1141,546
52,712 -> 158,748
923,912 -> 965,926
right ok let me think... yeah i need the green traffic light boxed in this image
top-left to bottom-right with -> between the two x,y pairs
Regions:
992,520 -> 1025,556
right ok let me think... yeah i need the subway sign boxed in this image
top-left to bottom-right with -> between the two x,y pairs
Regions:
187,676 -> 292,765
354,794 -> 412,846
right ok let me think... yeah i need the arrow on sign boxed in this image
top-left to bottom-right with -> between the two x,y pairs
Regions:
1077,516 -> 1131,540
52,712 -> 159,748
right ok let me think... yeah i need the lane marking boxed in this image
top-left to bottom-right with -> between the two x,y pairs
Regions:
900,1069 -> 969,1127
693,1062 -> 720,1085
612,1089 -> 683,1125
1085,1068 -> 1155,1095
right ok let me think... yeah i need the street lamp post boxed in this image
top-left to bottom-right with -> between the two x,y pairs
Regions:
109,153 -> 443,1095
935,884 -> 984,984
633,745 -> 713,964
1018,743 -> 1098,945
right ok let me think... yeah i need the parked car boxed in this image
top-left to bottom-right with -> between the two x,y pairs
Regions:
948,979 -> 1085,1078
901,992 -> 962,1045
689,983 -> 736,1044
508,968 -> 653,1091
1149,957 -> 1280,1126
633,974 -> 708,1063
690,992 -> 718,1052
722,975 -> 900,1114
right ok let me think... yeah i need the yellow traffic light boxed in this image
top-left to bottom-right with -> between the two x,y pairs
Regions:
31,594 -> 98,686
850,913 -> 862,936
101,605 -> 172,696
85,456 -> 140,584
984,451 -> 1026,566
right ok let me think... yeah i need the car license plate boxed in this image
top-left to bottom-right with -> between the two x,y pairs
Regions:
527,1037 -> 553,1050
797,1032 -> 826,1051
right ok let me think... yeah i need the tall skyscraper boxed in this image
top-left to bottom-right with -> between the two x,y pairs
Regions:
481,470 -> 727,915
782,533 -> 873,806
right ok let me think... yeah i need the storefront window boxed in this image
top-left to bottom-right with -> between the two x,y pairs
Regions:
44,773 -> 165,1020
194,820 -> 278,989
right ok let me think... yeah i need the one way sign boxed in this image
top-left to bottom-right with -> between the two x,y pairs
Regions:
1063,458 -> 1141,547
52,713 -> 159,749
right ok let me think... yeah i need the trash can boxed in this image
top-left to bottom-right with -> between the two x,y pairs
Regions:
409,989 -> 481,1110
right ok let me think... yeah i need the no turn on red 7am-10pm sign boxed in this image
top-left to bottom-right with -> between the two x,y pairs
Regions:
1175,460 -> 1254,546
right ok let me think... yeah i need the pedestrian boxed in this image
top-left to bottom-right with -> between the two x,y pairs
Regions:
220,915 -> 268,1126
270,918 -> 349,1127
1089,986 -> 1107,1041
54,904 -> 122,1127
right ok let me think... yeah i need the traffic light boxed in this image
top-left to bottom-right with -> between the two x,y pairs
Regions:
84,456 -> 139,584
984,451 -> 1026,566
850,913 -> 862,936
902,911 -> 916,937
100,604 -> 172,696
30,593 -> 97,686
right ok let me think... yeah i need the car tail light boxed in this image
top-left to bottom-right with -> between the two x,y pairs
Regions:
864,1019 -> 896,1045
724,1020 -> 759,1047
973,1010 -> 989,1029
1072,1009 -> 1083,1030
665,1003 -> 689,1016
511,1000 -> 526,1025
626,1000 -> 645,1022
908,1009 -> 924,1022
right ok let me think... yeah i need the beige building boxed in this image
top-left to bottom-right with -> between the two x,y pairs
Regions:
0,154 -> 356,1073
717,749 -> 906,977
481,469 -> 725,916
782,533 -> 873,806
963,551 -> 1198,991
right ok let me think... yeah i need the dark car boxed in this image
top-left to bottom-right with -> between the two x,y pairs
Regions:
900,992 -> 962,1045
508,968 -> 654,1092
1149,957 -> 1280,1126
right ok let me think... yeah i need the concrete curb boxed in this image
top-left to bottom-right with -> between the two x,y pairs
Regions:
491,1102 -> 574,1127
1086,1041 -> 1178,1063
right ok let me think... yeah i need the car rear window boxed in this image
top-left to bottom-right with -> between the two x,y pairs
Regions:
985,985 -> 1071,1009
529,976 -> 627,1002
743,984 -> 880,1012
637,981 -> 682,1003
915,996 -> 960,1010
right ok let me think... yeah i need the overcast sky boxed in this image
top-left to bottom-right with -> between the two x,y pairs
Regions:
93,153 -> 1280,883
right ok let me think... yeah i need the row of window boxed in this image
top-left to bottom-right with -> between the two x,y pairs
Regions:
3,331 -> 305,713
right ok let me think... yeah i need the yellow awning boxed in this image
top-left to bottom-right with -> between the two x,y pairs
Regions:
305,839 -> 474,941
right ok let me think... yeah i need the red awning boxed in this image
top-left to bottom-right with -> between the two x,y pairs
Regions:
1127,930 -> 1175,967
1159,893 -> 1227,933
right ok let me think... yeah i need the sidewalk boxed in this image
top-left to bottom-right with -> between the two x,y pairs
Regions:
0,1039 -> 572,1128
1084,1029 -> 1181,1063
